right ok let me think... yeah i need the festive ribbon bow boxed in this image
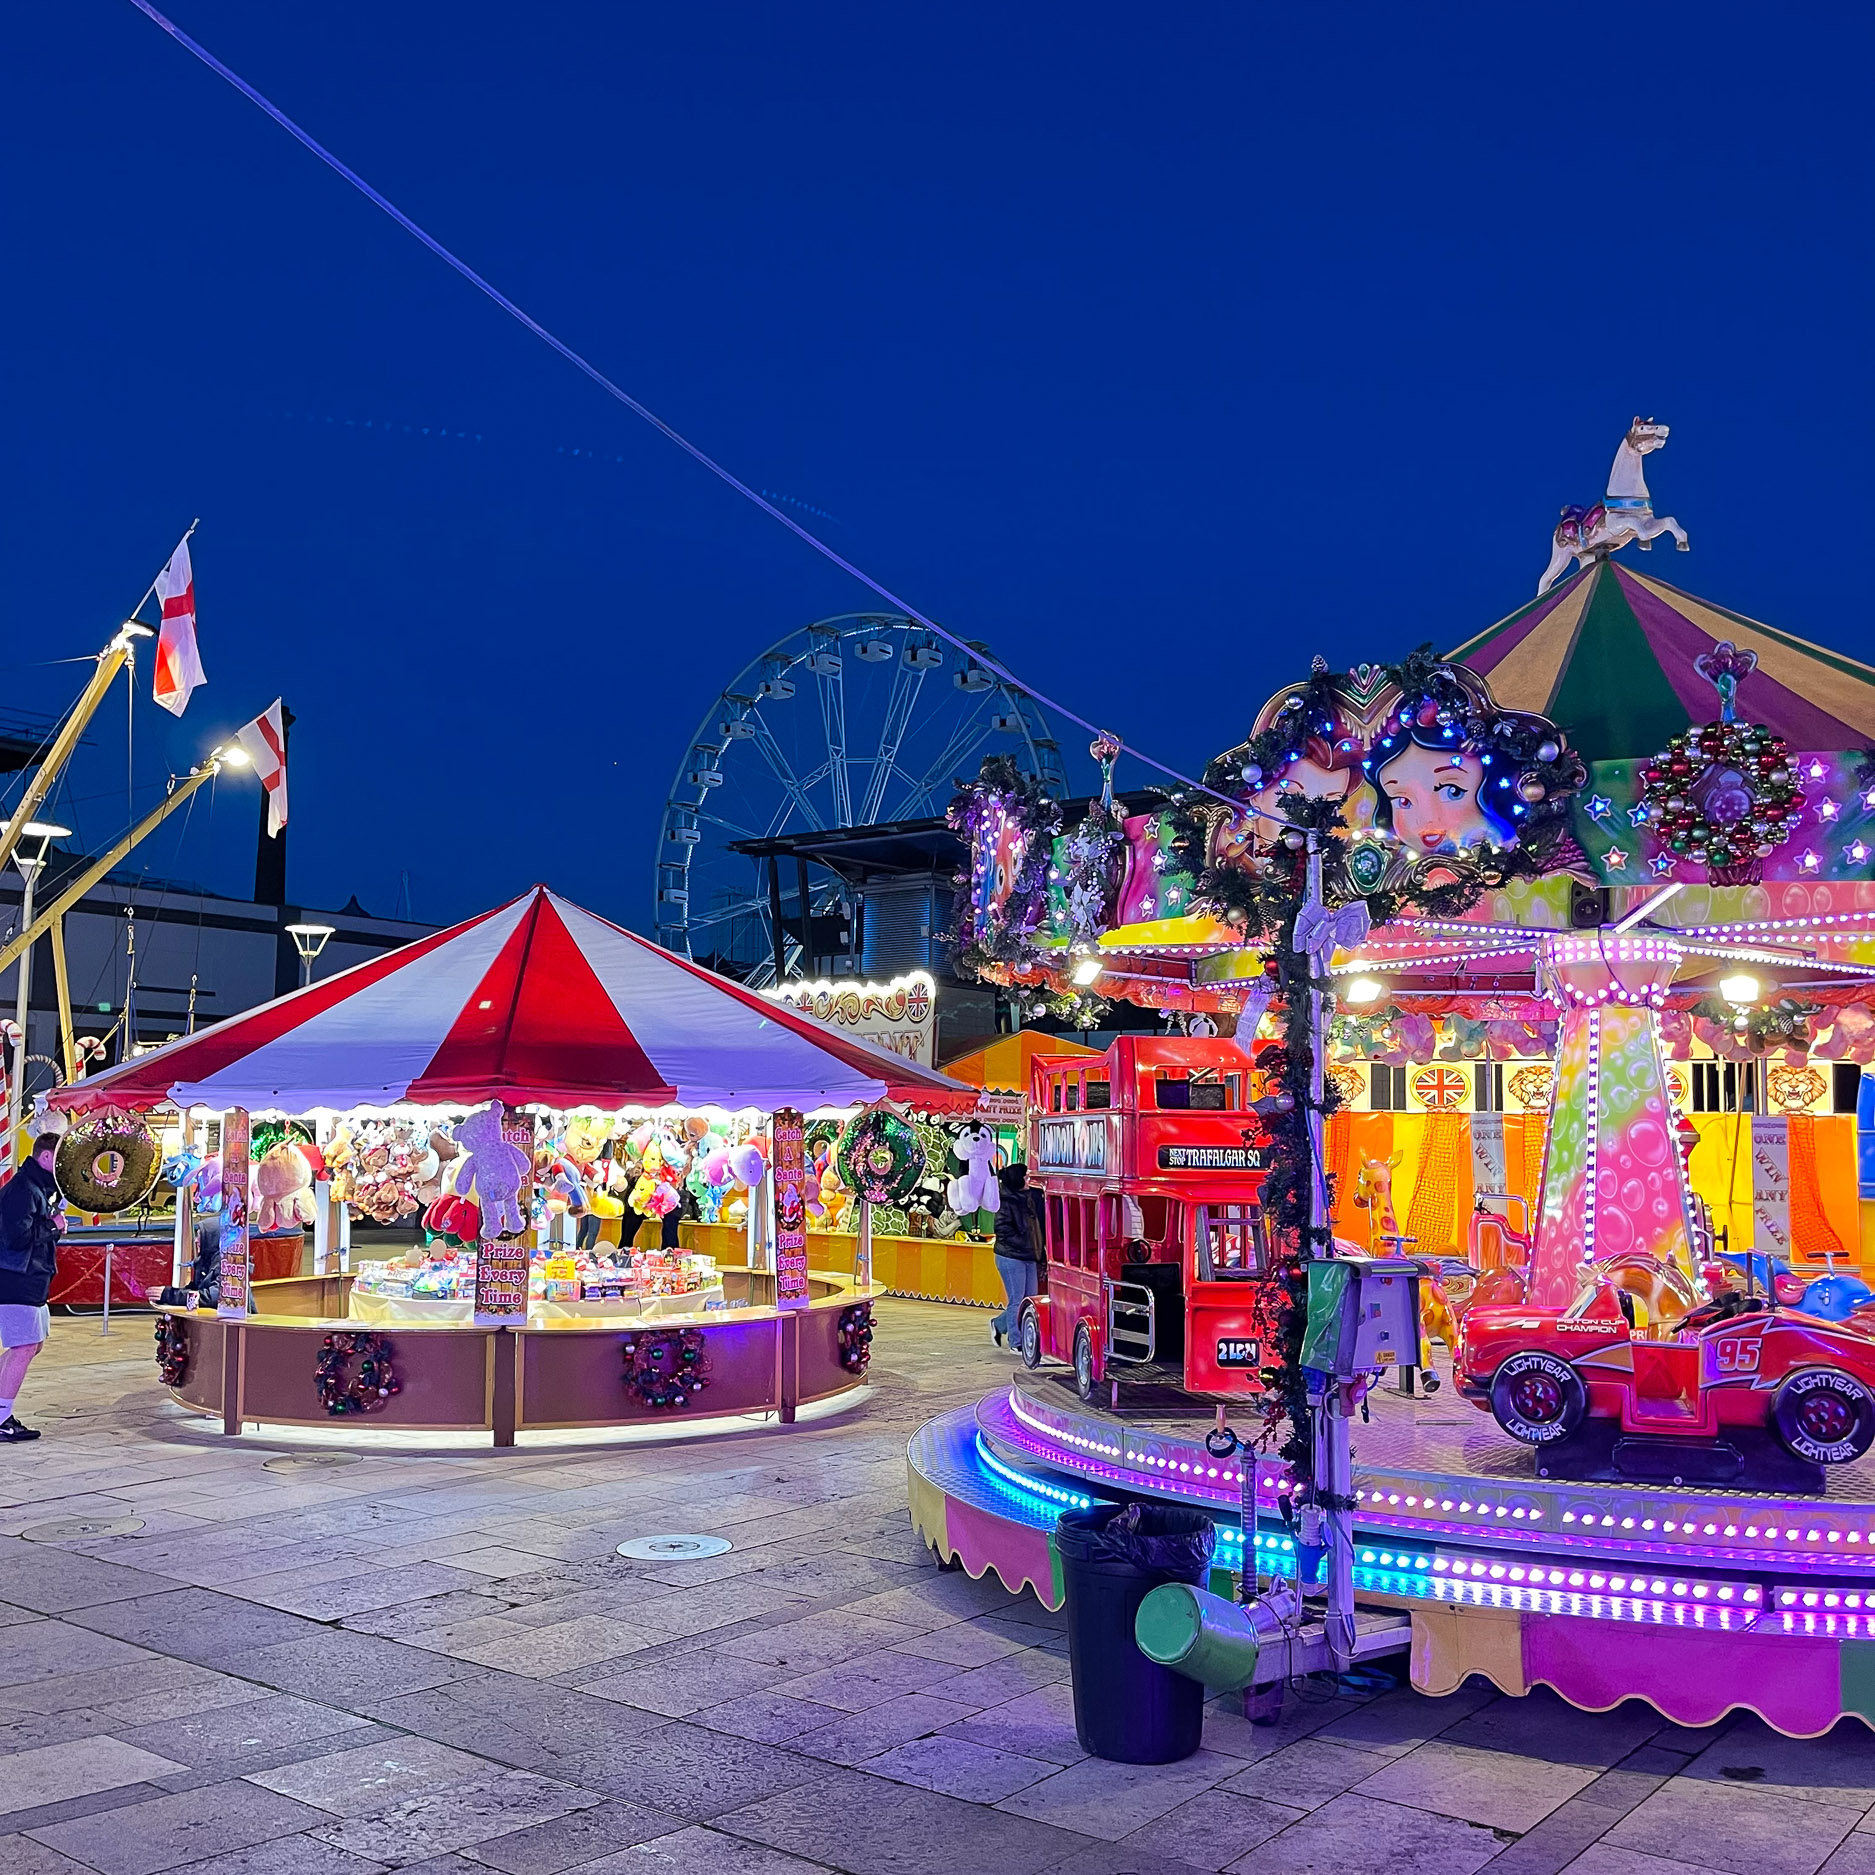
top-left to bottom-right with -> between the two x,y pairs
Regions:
1294,896 -> 1371,976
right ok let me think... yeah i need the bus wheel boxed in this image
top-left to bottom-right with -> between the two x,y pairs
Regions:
1017,1304 -> 1043,1370
1073,1326 -> 1097,1403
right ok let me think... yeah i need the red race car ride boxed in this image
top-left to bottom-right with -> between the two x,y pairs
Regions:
1456,1283 -> 1875,1467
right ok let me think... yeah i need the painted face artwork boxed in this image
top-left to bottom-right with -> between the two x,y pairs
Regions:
1376,742 -> 1493,853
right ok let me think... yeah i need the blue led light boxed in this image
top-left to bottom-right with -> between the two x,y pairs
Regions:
973,1436 -> 1094,1511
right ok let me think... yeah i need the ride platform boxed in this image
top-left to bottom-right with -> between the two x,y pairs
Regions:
907,1368 -> 1875,1738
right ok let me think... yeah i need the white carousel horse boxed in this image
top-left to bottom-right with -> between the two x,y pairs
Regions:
1538,417 -> 1689,594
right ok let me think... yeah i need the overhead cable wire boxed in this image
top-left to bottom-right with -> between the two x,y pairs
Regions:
125,0 -> 1242,811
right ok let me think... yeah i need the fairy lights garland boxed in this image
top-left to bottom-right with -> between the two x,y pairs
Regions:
314,1331 -> 400,1416
154,1315 -> 189,1388
621,1329 -> 709,1409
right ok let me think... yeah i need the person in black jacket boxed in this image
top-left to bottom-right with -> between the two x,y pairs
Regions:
0,1135 -> 65,1442
989,1161 -> 1045,1350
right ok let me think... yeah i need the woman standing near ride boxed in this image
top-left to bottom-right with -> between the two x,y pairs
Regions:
0,1135 -> 65,1442
989,1161 -> 1044,1350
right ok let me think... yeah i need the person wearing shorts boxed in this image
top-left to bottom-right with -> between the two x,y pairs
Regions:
0,1134 -> 65,1442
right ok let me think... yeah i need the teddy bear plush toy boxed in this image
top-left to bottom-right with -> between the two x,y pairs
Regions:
455,1102 -> 532,1238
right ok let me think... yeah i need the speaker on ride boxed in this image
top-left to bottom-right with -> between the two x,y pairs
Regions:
1570,883 -> 1608,929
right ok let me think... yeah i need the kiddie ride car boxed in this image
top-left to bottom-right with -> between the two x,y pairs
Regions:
1456,1278 -> 1875,1492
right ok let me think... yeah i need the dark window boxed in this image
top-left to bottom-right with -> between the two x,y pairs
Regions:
1369,1062 -> 1408,1111
1834,1064 -> 1863,1114
1065,1080 -> 1080,1112
1156,1077 -> 1191,1109
1691,1061 -> 1758,1113
1050,1079 -> 1062,1113
1474,1063 -> 1504,1111
1084,1081 -> 1111,1110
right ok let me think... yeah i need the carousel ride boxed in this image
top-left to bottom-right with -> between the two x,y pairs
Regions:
910,425 -> 1875,1734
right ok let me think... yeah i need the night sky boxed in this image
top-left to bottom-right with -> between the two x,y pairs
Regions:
5,3 -> 1869,934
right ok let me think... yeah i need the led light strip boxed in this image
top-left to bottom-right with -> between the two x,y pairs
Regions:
974,1435 -> 1095,1511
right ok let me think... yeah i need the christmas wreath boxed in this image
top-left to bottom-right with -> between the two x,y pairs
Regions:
314,1331 -> 401,1416
154,1315 -> 189,1388
1638,721 -> 1804,877
836,1109 -> 926,1205
837,1302 -> 875,1375
621,1329 -> 709,1409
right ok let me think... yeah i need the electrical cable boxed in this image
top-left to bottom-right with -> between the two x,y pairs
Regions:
124,0 -> 1245,812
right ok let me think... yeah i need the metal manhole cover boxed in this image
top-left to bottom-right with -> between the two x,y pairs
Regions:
262,1452 -> 362,1473
616,1534 -> 732,1560
21,1517 -> 145,1542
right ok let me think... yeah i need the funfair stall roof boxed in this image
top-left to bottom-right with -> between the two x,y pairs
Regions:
50,887 -> 972,1116
1446,562 -> 1875,764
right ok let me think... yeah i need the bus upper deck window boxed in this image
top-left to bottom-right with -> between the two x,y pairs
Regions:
1065,1080 -> 1080,1112
1084,1081 -> 1111,1110
1156,1077 -> 1191,1109
1050,1079 -> 1062,1113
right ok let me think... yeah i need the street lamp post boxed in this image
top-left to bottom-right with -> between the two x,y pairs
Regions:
285,922 -> 335,989
4,819 -> 72,1150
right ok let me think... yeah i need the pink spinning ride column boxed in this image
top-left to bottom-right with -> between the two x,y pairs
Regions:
1528,931 -> 1696,1309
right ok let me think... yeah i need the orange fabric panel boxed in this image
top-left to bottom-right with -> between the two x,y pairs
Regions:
1334,1113 -> 1395,1248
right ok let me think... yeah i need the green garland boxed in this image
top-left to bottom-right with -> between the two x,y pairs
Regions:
1691,992 -> 1821,1053
946,755 -> 1063,978
154,1315 -> 189,1388
837,1302 -> 875,1374
1638,722 -> 1804,877
836,1110 -> 926,1205
621,1329 -> 709,1409
315,1332 -> 400,1416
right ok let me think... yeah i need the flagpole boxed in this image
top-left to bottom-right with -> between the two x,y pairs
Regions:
128,517 -> 200,624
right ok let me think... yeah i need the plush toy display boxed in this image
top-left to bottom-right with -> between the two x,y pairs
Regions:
455,1102 -> 532,1237
253,1142 -> 315,1234
945,1123 -> 1002,1218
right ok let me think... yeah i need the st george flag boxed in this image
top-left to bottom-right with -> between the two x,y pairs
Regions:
236,700 -> 289,838
151,535 -> 206,717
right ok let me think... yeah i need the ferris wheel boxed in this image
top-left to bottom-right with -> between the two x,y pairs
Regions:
655,614 -> 1065,977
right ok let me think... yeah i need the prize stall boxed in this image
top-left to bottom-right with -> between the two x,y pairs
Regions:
49,887 -> 973,1445
911,434 -> 1875,1735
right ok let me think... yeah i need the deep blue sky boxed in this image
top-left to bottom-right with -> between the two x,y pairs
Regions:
5,3 -> 1870,932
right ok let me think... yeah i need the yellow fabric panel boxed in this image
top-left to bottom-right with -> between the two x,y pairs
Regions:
1688,1112 -> 1756,1251
1410,1604 -> 1527,1698
1627,573 -> 1875,739
1459,576 -> 1595,716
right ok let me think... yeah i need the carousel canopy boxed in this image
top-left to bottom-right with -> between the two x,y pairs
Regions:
1446,560 -> 1875,764
50,887 -> 970,1116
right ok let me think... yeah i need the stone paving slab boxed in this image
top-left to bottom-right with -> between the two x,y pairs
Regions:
0,1305 -> 1872,1875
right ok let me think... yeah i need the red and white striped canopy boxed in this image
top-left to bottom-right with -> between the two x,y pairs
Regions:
51,888 -> 971,1116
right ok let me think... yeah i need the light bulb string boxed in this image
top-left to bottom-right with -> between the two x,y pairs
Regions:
124,1 -> 1270,819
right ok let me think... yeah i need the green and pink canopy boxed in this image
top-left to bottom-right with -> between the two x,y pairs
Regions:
1446,561 -> 1875,763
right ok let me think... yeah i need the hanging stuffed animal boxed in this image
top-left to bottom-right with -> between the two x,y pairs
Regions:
253,1142 -> 315,1234
455,1102 -> 531,1238
945,1123 -> 1002,1218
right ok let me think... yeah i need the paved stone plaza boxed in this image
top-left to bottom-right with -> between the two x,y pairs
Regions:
0,1302 -> 1872,1875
